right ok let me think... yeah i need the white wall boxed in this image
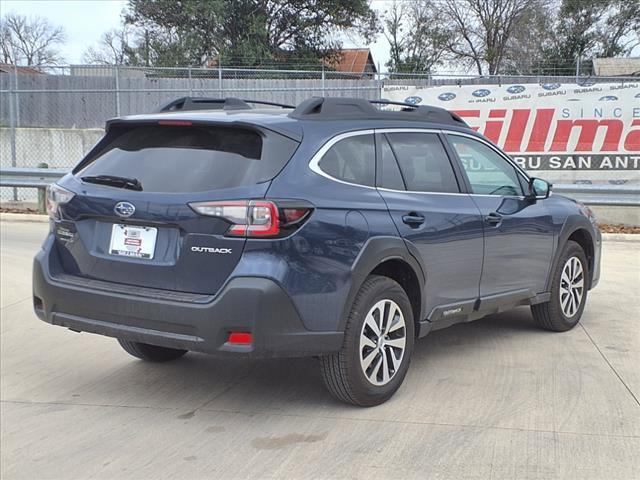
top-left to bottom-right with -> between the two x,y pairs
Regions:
0,127 -> 104,169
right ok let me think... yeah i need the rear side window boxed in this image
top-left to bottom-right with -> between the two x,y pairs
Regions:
386,133 -> 459,193
377,135 -> 405,190
318,134 -> 375,187
75,125 -> 298,193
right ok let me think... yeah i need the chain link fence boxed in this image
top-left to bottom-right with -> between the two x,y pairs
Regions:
1,64 -> 637,203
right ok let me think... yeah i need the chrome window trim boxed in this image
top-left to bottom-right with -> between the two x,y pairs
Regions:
376,128 -> 441,134
377,187 -> 469,197
308,127 -> 455,192
308,129 -> 377,190
307,127 -> 531,199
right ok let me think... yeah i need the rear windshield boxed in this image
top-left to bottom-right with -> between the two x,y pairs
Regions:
75,124 -> 299,192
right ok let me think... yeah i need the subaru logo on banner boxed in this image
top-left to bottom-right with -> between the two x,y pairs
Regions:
438,92 -> 456,101
542,83 -> 561,90
506,85 -> 525,94
114,202 -> 135,218
404,96 -> 422,105
599,95 -> 618,101
472,88 -> 491,97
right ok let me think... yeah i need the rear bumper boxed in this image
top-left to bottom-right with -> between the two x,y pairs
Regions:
33,246 -> 343,358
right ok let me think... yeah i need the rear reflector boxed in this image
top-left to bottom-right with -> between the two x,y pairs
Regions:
282,208 -> 308,223
33,296 -> 44,311
228,332 -> 253,345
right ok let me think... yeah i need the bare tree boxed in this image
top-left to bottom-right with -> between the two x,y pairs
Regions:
0,13 -> 65,66
383,1 -> 406,71
502,0 -> 555,74
83,26 -> 136,65
383,0 -> 449,73
438,0 -> 539,75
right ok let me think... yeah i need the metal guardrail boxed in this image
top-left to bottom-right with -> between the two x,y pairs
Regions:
0,167 -> 69,186
550,184 -> 640,207
1,167 -> 639,211
0,167 -> 68,212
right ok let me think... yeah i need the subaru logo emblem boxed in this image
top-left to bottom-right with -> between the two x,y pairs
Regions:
114,201 -> 135,218
404,96 -> 422,105
542,83 -> 561,90
598,95 -> 618,101
506,85 -> 525,94
438,92 -> 456,101
472,88 -> 491,97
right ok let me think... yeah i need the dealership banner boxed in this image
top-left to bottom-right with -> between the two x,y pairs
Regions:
382,82 -> 640,182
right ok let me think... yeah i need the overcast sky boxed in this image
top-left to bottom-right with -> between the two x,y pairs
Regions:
1,0 -> 393,68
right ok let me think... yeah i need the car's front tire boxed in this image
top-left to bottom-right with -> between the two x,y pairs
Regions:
531,240 -> 588,332
117,339 -> 188,362
320,275 -> 415,406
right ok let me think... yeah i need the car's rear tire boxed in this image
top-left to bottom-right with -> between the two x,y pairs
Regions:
117,339 -> 188,362
531,240 -> 588,332
320,275 -> 415,407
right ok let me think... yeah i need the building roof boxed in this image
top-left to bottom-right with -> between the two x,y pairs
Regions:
0,64 -> 45,75
592,57 -> 640,76
327,49 -> 377,75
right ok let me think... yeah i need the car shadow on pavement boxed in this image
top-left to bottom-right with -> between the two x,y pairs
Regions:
88,306 -> 542,412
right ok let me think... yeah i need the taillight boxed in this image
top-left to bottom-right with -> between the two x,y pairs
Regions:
189,200 -> 311,238
46,184 -> 75,220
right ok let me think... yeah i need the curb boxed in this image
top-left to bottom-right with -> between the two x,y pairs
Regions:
601,233 -> 640,242
0,213 -> 49,223
0,212 -> 638,241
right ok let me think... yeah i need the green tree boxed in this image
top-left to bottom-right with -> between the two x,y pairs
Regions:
122,0 -> 378,67
544,0 -> 640,74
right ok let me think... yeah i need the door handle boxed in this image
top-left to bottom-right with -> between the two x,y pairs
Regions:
484,212 -> 503,226
402,213 -> 425,227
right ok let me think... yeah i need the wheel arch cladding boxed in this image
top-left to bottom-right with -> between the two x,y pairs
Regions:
567,228 -> 595,286
548,216 -> 597,291
339,236 -> 426,332
370,259 -> 422,335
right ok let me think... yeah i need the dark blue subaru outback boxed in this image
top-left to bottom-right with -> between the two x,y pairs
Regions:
33,97 -> 601,406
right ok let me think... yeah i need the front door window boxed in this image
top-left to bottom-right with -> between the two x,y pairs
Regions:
447,135 -> 523,196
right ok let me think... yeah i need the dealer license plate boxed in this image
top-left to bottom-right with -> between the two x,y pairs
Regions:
109,224 -> 157,259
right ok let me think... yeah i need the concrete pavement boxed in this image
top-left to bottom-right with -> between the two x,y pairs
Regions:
1,221 -> 639,480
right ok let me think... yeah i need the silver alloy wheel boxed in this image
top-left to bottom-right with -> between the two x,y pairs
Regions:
559,256 -> 585,318
359,299 -> 407,386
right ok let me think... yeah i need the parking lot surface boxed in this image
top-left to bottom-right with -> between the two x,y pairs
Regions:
1,221 -> 639,480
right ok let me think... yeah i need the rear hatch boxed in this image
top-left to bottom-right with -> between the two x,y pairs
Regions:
53,121 -> 299,295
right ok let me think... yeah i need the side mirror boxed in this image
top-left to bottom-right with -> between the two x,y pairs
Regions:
528,177 -> 551,200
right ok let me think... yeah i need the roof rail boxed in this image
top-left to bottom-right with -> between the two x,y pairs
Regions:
156,97 -> 294,113
288,97 -> 468,127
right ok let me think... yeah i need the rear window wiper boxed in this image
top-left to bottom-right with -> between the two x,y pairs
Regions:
81,175 -> 143,191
